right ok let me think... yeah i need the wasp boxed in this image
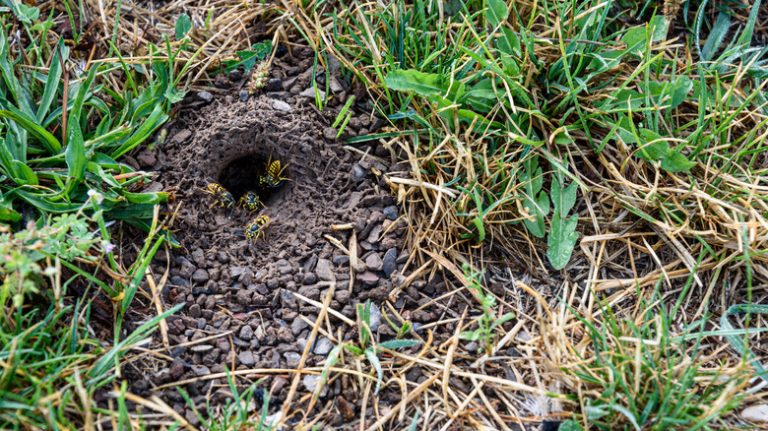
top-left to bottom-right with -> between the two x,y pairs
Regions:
238,191 -> 264,212
245,215 -> 270,242
258,157 -> 289,188
202,182 -> 235,209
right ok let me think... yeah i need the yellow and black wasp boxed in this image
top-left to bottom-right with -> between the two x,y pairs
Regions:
245,215 -> 270,242
258,157 -> 289,189
238,191 -> 264,212
201,182 -> 235,209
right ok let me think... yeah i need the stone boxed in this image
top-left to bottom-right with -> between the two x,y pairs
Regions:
272,99 -> 292,112
323,127 -> 337,140
302,255 -> 318,272
333,255 -> 349,266
369,303 -> 381,332
136,150 -> 156,168
314,337 -> 333,355
239,325 -> 254,340
171,129 -> 192,144
365,253 -> 384,272
303,374 -> 321,392
196,91 -> 213,104
303,272 -> 317,285
185,409 -> 200,426
266,78 -> 282,91
316,259 -> 335,281
236,289 -> 252,305
382,248 -> 397,277
357,271 -> 379,286
192,269 -> 209,284
191,249 -> 206,266
169,359 -> 185,380
743,404 -> 768,422
280,290 -> 297,308
230,266 -> 246,279
299,87 -> 325,99
366,225 -> 382,243
284,352 -> 301,368
335,289 -> 351,304
239,89 -> 249,102
238,350 -> 256,366
191,365 -> 210,376
351,164 -> 366,182
190,344 -> 213,353
383,205 -> 398,220
291,318 -> 308,335
188,304 -> 201,318
170,276 -> 189,288
329,77 -> 344,93
178,258 -> 195,278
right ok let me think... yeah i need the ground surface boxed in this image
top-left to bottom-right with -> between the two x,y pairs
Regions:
125,48 -> 467,428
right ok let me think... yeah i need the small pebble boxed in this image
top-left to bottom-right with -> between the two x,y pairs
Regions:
239,325 -> 254,340
238,351 -> 256,366
383,205 -> 398,220
365,253 -> 384,272
191,365 -> 210,376
303,272 -> 317,285
196,91 -> 213,104
383,248 -> 397,277
272,99 -> 292,112
315,259 -> 335,281
284,352 -> 301,368
314,337 -> 333,355
192,269 -> 209,284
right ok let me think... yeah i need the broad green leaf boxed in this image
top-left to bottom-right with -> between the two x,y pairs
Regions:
669,77 -> 693,109
547,176 -> 579,270
37,44 -> 67,122
123,191 -> 168,205
559,420 -> 584,431
175,14 -> 192,40
221,41 -> 273,73
0,199 -> 21,222
385,69 -> 446,98
736,0 -> 762,47
622,16 -> 668,56
0,108 -> 61,154
661,149 -> 696,173
486,0 -> 508,28
16,3 -> 40,24
13,190 -> 82,213
464,79 -> 497,113
11,160 -> 37,185
497,28 -> 521,56
65,120 -> 85,183
522,158 -> 549,238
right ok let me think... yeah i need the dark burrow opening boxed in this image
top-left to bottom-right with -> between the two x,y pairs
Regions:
217,154 -> 286,203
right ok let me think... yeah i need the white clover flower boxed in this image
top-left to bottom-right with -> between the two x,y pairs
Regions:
87,189 -> 104,204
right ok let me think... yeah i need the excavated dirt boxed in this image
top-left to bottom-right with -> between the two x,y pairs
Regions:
120,48 -> 464,428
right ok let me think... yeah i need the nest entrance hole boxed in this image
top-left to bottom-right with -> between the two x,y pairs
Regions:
218,154 -> 284,203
